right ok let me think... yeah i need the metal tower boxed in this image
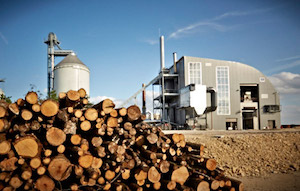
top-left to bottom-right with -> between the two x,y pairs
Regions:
44,32 -> 74,97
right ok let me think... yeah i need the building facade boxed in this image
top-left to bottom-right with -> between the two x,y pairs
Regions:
152,56 -> 281,130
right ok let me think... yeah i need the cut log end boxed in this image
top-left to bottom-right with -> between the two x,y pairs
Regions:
46,127 -> 66,146
127,105 -> 141,121
41,100 -> 59,117
78,88 -> 87,98
14,136 -> 39,158
26,91 -> 38,105
48,155 -> 72,181
35,176 -> 55,191
67,90 -> 80,101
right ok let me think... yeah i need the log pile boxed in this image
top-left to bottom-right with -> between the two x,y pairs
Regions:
0,88 -> 243,191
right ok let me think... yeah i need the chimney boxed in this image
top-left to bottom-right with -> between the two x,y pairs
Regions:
173,52 -> 177,73
142,83 -> 146,115
160,36 -> 165,71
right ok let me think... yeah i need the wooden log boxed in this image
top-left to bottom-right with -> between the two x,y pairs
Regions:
74,109 -> 83,118
148,166 -> 161,183
159,160 -> 170,173
44,149 -> 52,157
117,107 -> 127,117
21,109 -> 33,121
46,127 -> 66,146
91,157 -> 103,169
41,100 -> 59,117
57,145 -> 65,153
229,177 -> 244,191
9,176 -> 23,189
31,120 -> 41,131
14,136 -> 39,158
171,166 -> 189,185
0,106 -> 7,118
21,169 -> 32,180
37,166 -> 46,175
110,109 -> 118,117
127,105 -> 141,121
25,91 -> 38,105
8,103 -> 19,115
147,133 -> 158,144
0,140 -> 11,155
204,158 -> 217,171
78,154 -> 93,168
93,99 -> 115,114
0,157 -> 18,171
105,170 -> 115,181
35,175 -> 55,191
91,137 -> 103,147
67,90 -> 80,102
16,98 -> 25,106
78,88 -> 87,98
0,118 -> 9,132
71,134 -> 81,145
58,92 -> 66,100
107,117 -> 118,128
186,178 -> 210,191
80,120 -> 91,131
84,108 -> 98,121
30,157 -> 41,169
48,155 -> 72,181
64,120 -> 76,134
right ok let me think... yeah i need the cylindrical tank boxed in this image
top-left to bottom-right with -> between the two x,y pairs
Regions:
53,53 -> 90,95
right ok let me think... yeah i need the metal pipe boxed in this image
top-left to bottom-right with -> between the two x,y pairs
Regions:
142,83 -> 146,115
160,36 -> 165,71
173,52 -> 177,73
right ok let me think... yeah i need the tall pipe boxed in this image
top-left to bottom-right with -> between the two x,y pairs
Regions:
160,36 -> 165,71
173,52 -> 177,73
142,83 -> 146,115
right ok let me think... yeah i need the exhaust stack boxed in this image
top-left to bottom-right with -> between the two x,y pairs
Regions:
173,52 -> 177,73
142,83 -> 146,115
160,36 -> 165,71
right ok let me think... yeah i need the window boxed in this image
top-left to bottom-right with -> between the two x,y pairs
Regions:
188,62 -> 202,85
216,66 -> 230,115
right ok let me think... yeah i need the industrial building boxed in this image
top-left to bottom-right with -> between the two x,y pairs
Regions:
44,33 -> 90,97
149,37 -> 281,130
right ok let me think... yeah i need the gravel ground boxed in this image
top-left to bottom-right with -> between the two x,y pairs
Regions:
183,129 -> 300,177
180,129 -> 300,191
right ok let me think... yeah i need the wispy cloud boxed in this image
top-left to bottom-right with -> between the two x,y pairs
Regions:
142,39 -> 158,45
265,59 -> 300,74
168,8 -> 272,39
275,55 -> 300,62
169,22 -> 228,39
0,32 -> 8,45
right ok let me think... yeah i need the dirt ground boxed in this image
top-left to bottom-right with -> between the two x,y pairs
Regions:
240,171 -> 300,191
169,129 -> 300,191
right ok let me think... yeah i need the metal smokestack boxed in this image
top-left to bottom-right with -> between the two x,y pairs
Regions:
142,83 -> 146,115
173,52 -> 177,73
160,36 -> 165,71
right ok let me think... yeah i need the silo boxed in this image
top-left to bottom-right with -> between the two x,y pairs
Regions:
53,53 -> 90,95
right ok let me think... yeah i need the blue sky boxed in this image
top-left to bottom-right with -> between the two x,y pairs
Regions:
0,0 -> 299,124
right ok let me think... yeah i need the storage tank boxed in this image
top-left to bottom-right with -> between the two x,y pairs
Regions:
53,53 -> 90,95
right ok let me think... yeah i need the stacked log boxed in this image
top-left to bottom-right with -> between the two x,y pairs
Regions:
0,89 -> 243,191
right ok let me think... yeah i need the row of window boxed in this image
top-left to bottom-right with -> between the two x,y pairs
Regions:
188,63 -> 230,115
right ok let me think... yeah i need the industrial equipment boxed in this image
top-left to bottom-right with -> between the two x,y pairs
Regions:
44,32 -> 74,97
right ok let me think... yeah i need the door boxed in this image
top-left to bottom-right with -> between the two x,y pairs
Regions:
243,112 -> 253,129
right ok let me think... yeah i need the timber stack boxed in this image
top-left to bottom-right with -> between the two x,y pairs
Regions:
0,88 -> 243,191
